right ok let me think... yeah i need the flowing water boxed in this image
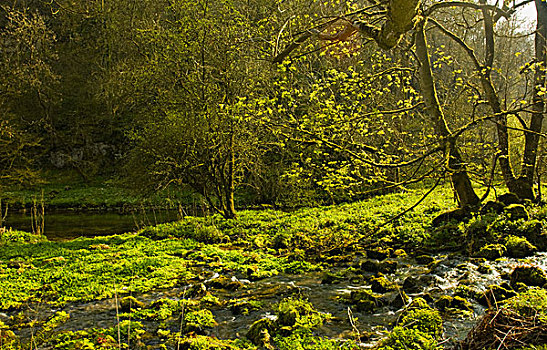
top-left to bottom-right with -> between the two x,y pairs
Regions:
4,250 -> 547,347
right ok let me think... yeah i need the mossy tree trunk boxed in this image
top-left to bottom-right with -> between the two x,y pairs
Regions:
415,19 -> 480,207
518,1 -> 547,200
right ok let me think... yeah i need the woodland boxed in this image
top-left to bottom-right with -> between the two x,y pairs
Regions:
2,0 -> 547,349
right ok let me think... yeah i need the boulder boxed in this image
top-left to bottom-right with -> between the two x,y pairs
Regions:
371,276 -> 398,293
479,284 -> 516,306
504,204 -> 529,221
432,208 -> 469,227
366,247 -> 392,261
497,193 -> 521,206
415,255 -> 436,265
479,200 -> 505,215
246,318 -> 276,347
474,244 -> 506,260
510,265 -> 547,287
505,235 -> 537,258
403,275 -> 435,293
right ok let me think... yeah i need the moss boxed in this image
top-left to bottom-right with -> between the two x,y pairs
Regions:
505,236 -> 537,258
247,318 -> 276,347
511,266 -> 547,287
504,288 -> 547,323
0,227 -> 46,245
276,298 -> 329,330
504,204 -> 529,221
274,331 -> 357,350
400,308 -> 443,339
479,284 -> 517,306
175,335 -> 257,350
348,289 -> 381,312
378,305 -> 443,350
474,244 -> 506,260
184,309 -> 217,333
119,296 -> 146,312
371,276 -> 398,293
415,255 -> 435,265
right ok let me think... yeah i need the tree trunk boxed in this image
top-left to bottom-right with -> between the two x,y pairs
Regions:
223,129 -> 237,219
479,3 -> 524,196
519,0 -> 547,200
415,19 -> 480,207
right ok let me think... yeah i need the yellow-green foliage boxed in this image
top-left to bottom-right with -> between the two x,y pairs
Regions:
504,288 -> 547,323
0,227 -> 46,245
377,304 -> 443,350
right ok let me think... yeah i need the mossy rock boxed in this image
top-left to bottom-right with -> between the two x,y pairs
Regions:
177,335 -> 252,350
120,296 -> 145,312
184,309 -> 217,334
505,236 -> 537,258
477,262 -> 493,274
402,275 -> 435,293
415,255 -> 435,265
451,296 -> 473,311
479,284 -> 517,306
504,204 -> 529,221
454,285 -> 482,300
474,244 -> 506,260
275,298 -> 326,329
510,266 -> 547,287
187,283 -> 208,298
435,295 -> 453,311
349,289 -> 381,312
360,260 -> 380,273
367,247 -> 393,261
321,272 -> 345,284
207,276 -> 244,291
379,260 -> 398,274
432,207 -> 469,227
394,249 -> 407,257
399,308 -> 443,340
498,193 -> 521,206
379,291 -> 409,309
371,276 -> 398,293
246,318 -> 276,347
479,200 -> 505,215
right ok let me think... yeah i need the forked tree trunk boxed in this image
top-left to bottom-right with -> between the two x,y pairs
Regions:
415,19 -> 480,207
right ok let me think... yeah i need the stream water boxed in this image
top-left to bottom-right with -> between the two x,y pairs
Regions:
3,209 -> 181,241
4,249 -> 546,347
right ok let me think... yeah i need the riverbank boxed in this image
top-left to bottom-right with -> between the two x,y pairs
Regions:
1,188 -> 547,349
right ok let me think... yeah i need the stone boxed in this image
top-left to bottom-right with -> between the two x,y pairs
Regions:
119,296 -> 145,312
504,204 -> 529,221
497,193 -> 521,206
350,289 -> 380,312
207,276 -> 244,291
479,200 -> 505,215
370,276 -> 398,293
479,284 -> 517,306
360,260 -> 380,273
510,265 -> 547,287
366,247 -> 392,261
380,291 -> 409,309
246,318 -> 276,347
474,244 -> 506,260
403,275 -> 435,293
435,295 -> 453,311
321,272 -> 345,284
379,260 -> 398,274
415,255 -> 435,265
432,208 -> 469,227
505,236 -> 537,258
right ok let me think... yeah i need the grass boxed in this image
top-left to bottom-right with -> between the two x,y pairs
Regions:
2,185 -> 547,349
